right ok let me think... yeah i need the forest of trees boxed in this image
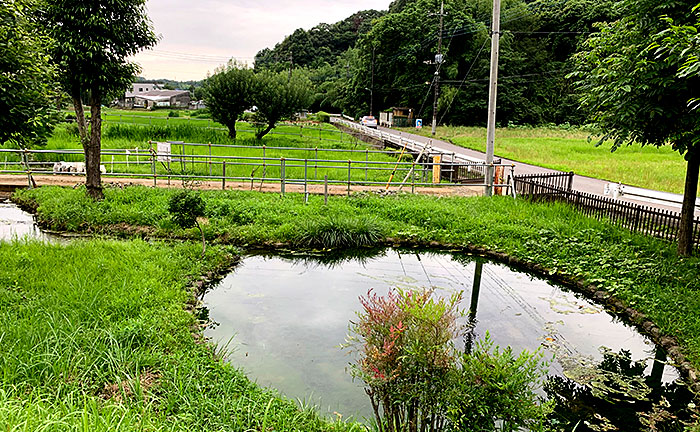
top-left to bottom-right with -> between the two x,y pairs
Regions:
253,0 -> 620,126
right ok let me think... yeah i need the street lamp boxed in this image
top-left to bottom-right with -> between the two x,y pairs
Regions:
364,87 -> 373,117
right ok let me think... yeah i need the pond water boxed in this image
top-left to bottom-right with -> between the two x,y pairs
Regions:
0,200 -> 56,242
203,249 -> 692,425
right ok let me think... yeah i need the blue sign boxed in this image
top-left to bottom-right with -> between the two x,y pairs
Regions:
415,119 -> 423,129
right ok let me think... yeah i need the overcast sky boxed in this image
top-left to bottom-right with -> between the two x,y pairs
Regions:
131,0 -> 394,81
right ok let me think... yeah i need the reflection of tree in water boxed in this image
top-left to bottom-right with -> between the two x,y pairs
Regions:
544,348 -> 697,431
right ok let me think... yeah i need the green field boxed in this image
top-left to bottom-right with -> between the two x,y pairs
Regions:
1,110 -> 415,185
399,126 -> 690,194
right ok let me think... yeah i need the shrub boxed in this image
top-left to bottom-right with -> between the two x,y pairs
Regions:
315,111 -> 330,123
448,335 -> 553,431
168,190 -> 206,257
348,288 -> 553,432
168,110 -> 180,118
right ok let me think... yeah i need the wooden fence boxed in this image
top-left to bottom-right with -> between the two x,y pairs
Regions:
513,172 -> 700,250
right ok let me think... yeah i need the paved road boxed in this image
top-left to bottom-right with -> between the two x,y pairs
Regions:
379,126 -> 699,215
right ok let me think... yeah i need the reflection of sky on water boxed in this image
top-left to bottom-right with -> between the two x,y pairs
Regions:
0,201 -> 57,242
203,249 -> 676,421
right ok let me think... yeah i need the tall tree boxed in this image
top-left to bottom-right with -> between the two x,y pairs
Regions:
252,70 -> 313,139
203,61 -> 254,140
0,0 -> 57,148
571,0 -> 700,256
40,0 -> 157,200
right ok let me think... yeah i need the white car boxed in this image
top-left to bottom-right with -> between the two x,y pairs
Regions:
361,115 -> 378,128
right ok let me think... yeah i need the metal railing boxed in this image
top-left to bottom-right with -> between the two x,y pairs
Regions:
0,145 -> 515,197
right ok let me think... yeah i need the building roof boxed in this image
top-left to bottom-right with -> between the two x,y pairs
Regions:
132,90 -> 190,102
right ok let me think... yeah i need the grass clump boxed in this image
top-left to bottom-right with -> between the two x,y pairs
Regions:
0,239 -> 356,431
294,215 -> 385,249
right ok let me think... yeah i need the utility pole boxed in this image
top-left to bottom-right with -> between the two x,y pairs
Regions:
485,0 -> 501,197
431,0 -> 446,136
370,46 -> 375,117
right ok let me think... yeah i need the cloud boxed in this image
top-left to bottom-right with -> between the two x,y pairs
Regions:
132,0 -> 393,81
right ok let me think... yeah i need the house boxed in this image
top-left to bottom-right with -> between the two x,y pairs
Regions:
133,90 -> 191,109
117,83 -> 162,108
379,107 -> 415,127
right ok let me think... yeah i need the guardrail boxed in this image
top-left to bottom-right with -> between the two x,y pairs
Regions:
330,117 -> 511,191
0,146 -> 515,197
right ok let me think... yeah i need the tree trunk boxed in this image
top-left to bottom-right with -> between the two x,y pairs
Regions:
227,117 -> 237,140
256,123 -> 274,140
72,96 -> 88,148
86,94 -> 104,200
678,151 -> 699,256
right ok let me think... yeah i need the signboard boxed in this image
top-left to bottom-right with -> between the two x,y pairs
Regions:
156,141 -> 172,163
415,118 -> 423,129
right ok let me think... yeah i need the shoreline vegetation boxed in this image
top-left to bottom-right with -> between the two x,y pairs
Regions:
6,185 -> 700,429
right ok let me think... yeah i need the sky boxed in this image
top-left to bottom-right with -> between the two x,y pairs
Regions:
132,0 -> 394,82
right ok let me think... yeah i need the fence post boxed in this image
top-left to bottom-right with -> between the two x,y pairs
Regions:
208,142 -> 212,176
633,205 -> 641,232
567,171 -> 574,192
324,175 -> 328,205
304,159 -> 308,196
314,147 -> 318,179
347,160 -> 352,196
22,150 -> 33,188
365,149 -> 369,182
151,151 -> 156,187
280,158 -> 286,196
222,161 -> 226,190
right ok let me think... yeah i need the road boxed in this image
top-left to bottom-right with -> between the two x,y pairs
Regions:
378,125 -> 699,215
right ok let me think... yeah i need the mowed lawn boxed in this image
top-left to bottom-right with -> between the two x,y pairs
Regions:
399,126 -> 689,194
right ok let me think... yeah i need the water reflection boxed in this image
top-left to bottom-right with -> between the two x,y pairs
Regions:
202,249 -> 691,423
545,347 -> 695,430
0,200 -> 57,242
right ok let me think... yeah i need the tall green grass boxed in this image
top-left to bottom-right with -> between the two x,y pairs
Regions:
0,239 -> 356,430
399,125 -> 689,194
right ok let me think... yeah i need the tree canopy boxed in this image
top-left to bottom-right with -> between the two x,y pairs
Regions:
0,0 -> 57,148
570,0 -> 700,255
203,61 -> 254,139
40,0 -> 158,199
253,70 -> 314,139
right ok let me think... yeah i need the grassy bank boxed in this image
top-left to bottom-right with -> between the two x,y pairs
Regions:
13,186 -> 700,377
398,125 -> 688,194
0,239 -> 357,431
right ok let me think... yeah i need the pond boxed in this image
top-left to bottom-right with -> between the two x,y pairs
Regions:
0,200 -> 57,242
203,249 -> 694,427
